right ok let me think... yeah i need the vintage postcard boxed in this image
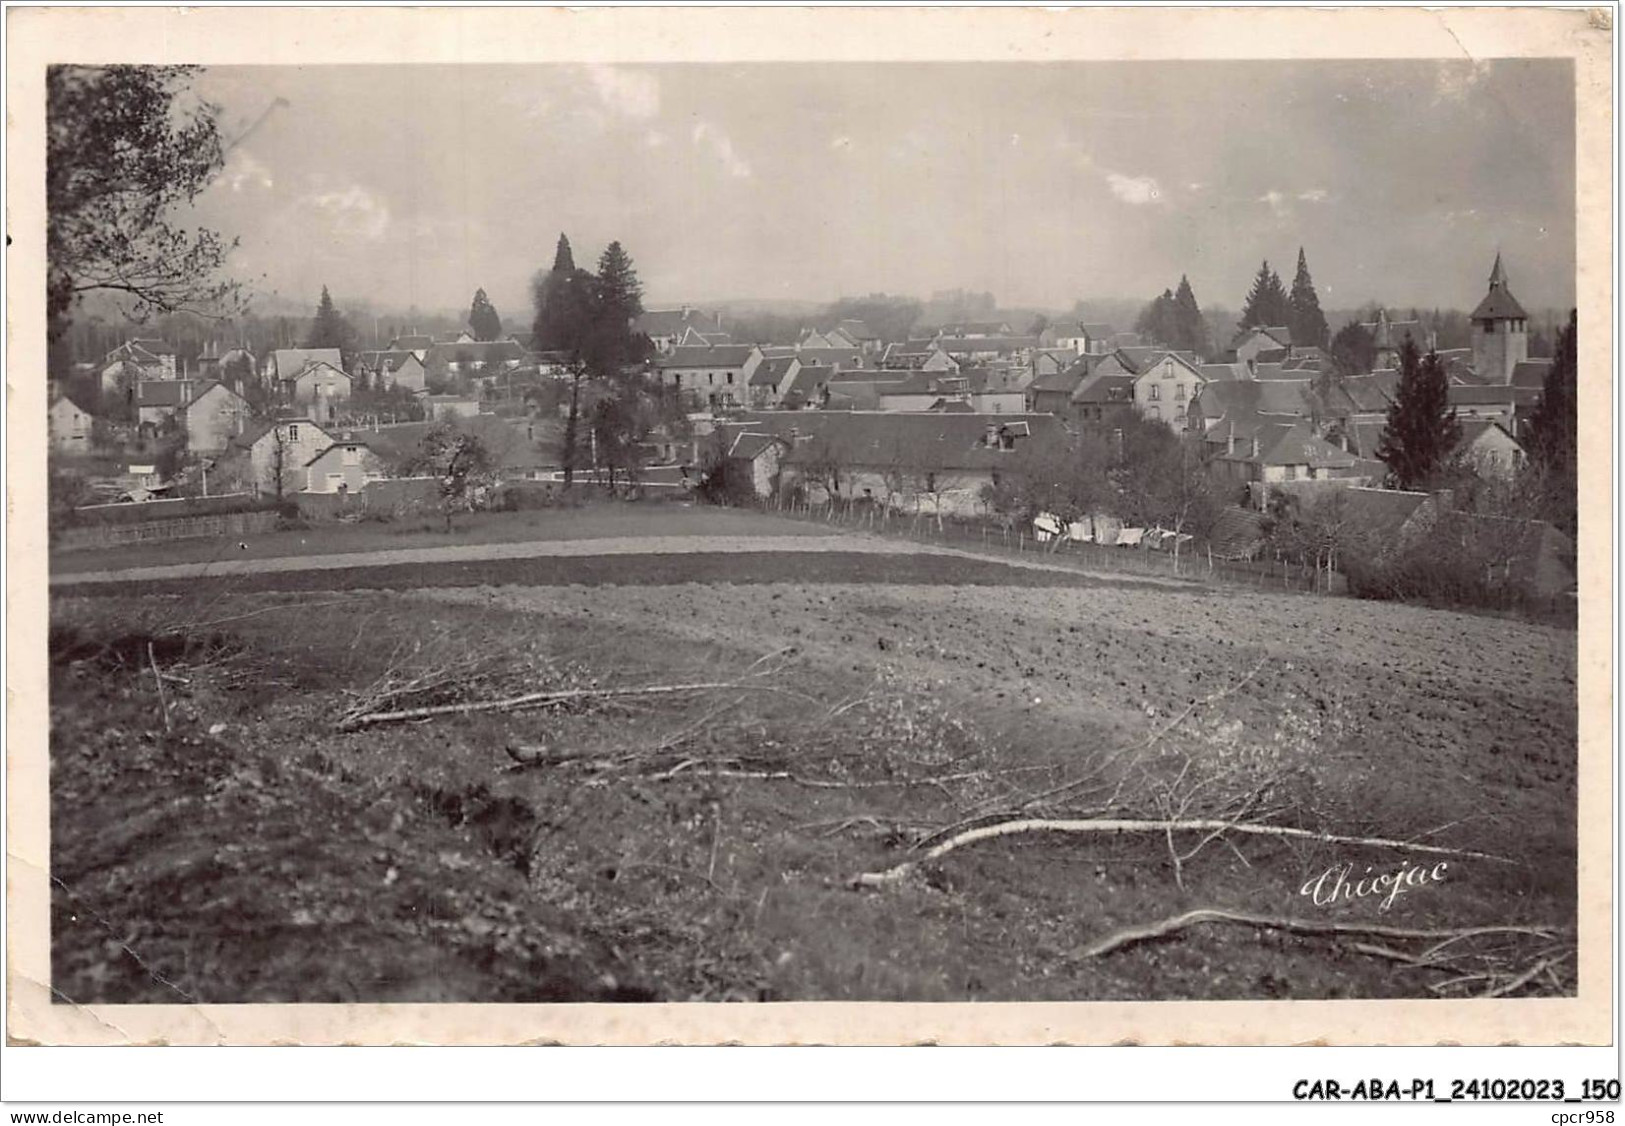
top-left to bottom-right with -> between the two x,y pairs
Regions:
6,5 -> 1613,1047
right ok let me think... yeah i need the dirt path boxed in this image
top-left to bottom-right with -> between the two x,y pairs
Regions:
50,530 -> 1207,590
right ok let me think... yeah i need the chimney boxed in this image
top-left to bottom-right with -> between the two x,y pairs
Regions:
1246,358 -> 1257,379
984,423 -> 1000,448
1226,430 -> 1236,456
1251,436 -> 1260,459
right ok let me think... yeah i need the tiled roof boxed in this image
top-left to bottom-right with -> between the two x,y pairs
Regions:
751,356 -> 797,387
877,370 -> 987,398
108,339 -> 177,362
423,340 -> 524,369
635,308 -> 721,337
1194,378 -> 1311,419
342,414 -> 550,470
937,321 -> 1012,336
358,349 -> 419,372
135,379 -> 201,408
1475,269 -> 1534,323
735,410 -> 1063,473
1455,418 -> 1520,451
727,431 -> 785,461
1510,359 -> 1553,388
1335,487 -> 1434,546
226,417 -> 330,454
1069,372 -> 1136,405
935,335 -> 1036,356
52,391 -> 99,416
795,347 -> 865,370
1340,372 -> 1400,412
782,364 -> 835,400
272,348 -> 345,377
1257,426 -> 1357,469
1448,385 -> 1519,407
658,344 -> 758,368
1028,366 -> 1088,395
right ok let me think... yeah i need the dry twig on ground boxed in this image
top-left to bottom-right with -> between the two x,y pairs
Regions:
852,817 -> 1513,888
1075,907 -> 1559,959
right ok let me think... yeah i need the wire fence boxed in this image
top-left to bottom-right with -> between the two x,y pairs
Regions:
730,493 -> 1340,596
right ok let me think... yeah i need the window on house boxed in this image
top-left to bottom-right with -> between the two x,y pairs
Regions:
288,425 -> 299,441
1175,384 -> 1186,401
1484,322 -> 1494,334
1149,385 -> 1161,401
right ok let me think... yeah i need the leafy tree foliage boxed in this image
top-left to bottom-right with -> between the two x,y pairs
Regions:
1287,247 -> 1329,349
530,234 -> 651,485
47,65 -> 242,340
467,288 -> 503,341
1376,339 -> 1460,489
1135,289 -> 1179,349
595,241 -> 645,334
1237,260 -> 1291,335
1171,275 -> 1206,355
1136,277 -> 1207,353
1525,309 -> 1577,535
398,423 -> 496,531
979,417 -> 1220,549
1329,320 -> 1377,377
824,294 -> 923,343
1527,310 -> 1577,478
303,286 -> 359,368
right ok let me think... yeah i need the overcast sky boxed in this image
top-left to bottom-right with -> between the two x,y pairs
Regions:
188,59 -> 1575,320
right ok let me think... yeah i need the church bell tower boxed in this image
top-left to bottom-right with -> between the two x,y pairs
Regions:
1470,252 -> 1529,384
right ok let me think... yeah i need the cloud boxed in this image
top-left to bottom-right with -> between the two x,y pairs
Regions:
1434,59 -> 1494,104
692,120 -> 752,179
223,149 -> 274,193
303,183 -> 391,241
830,135 -> 852,151
1298,188 -> 1329,203
586,64 -> 660,120
1106,172 -> 1162,205
1258,189 -> 1289,214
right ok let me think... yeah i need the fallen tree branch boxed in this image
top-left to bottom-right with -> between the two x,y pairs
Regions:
147,642 -> 172,733
1479,953 -> 1570,999
853,816 -> 1513,888
339,679 -> 800,731
1075,908 -> 1559,959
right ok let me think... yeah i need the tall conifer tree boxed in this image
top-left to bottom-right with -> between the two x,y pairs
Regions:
1288,247 -> 1329,349
1238,260 -> 1291,333
467,288 -> 503,341
1376,338 -> 1460,489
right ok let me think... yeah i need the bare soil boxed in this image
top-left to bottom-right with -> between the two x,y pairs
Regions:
47,544 -> 1576,1005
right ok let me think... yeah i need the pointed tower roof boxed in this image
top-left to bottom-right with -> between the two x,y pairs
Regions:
1470,252 -> 1528,321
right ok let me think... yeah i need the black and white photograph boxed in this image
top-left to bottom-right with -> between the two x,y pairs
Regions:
9,5 -> 1611,1057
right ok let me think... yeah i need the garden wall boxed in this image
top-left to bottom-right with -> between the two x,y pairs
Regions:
54,509 -> 280,550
